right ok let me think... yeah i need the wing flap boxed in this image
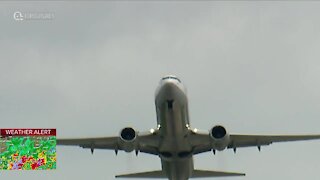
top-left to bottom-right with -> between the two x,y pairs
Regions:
115,170 -> 165,178
192,169 -> 245,177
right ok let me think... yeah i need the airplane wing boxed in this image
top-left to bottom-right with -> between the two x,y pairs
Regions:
228,134 -> 320,149
57,130 -> 160,155
190,131 -> 320,154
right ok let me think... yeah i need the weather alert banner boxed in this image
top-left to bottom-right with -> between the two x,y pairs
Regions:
0,129 -> 56,170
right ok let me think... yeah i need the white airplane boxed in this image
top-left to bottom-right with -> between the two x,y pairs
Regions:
58,75 -> 320,180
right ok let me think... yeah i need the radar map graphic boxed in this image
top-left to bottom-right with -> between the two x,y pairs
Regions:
0,129 -> 56,170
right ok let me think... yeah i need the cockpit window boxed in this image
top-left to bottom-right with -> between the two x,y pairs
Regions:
161,76 -> 181,83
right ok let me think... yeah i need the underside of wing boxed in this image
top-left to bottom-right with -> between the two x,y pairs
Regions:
189,129 -> 320,154
228,134 -> 320,148
57,137 -> 118,149
57,130 -> 160,155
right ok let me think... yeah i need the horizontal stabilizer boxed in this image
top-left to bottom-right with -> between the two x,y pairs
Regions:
115,169 -> 245,178
115,170 -> 165,178
192,169 -> 245,178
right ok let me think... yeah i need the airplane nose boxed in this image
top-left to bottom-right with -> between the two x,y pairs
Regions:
161,80 -> 179,91
156,80 -> 184,101
155,77 -> 187,107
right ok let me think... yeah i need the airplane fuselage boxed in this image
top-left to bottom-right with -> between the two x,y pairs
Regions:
155,76 -> 193,180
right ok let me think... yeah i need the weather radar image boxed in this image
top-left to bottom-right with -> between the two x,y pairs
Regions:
0,129 -> 56,170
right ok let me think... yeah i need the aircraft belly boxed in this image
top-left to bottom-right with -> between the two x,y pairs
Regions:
158,106 -> 191,153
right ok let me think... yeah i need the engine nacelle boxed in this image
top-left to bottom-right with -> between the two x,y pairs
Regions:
119,127 -> 137,152
209,125 -> 230,151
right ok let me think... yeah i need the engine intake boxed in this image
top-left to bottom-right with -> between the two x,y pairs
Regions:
210,125 -> 230,151
120,127 -> 136,142
119,127 -> 137,152
211,125 -> 227,139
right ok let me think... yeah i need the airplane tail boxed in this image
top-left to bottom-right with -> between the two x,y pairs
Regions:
115,169 -> 245,178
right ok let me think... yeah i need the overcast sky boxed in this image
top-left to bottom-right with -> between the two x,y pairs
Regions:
1,1 -> 320,180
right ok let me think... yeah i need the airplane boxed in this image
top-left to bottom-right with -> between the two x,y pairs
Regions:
58,75 -> 320,180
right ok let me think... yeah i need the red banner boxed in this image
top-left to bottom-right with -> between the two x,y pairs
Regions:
0,129 -> 56,137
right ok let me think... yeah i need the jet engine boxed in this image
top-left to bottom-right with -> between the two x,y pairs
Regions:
119,127 -> 137,152
209,125 -> 230,151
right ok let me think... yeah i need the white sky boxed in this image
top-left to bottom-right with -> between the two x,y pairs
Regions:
1,1 -> 320,180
